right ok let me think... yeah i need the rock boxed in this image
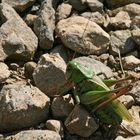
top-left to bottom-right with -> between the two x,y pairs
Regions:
130,80 -> 140,105
1,0 -> 36,12
24,61 -> 37,79
109,30 -> 136,56
33,1 -> 55,49
74,56 -> 114,78
33,46 -> 68,97
46,120 -> 64,137
51,94 -> 74,120
86,0 -> 103,13
0,62 -> 10,83
68,0 -> 87,11
109,11 -> 131,29
122,55 -> 140,70
132,29 -> 140,45
123,3 -> 140,17
121,106 -> 140,135
106,0 -> 140,9
131,16 -> 140,29
24,14 -> 38,27
0,82 -> 50,132
118,95 -> 135,109
56,16 -> 110,55
115,135 -> 140,140
0,3 -> 38,61
81,12 -> 105,26
56,3 -> 72,22
65,104 -> 99,137
5,130 -> 61,140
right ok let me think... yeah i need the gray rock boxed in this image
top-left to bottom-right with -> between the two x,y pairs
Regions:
81,12 -> 105,26
33,47 -> 68,97
68,0 -> 87,11
130,80 -> 140,105
2,0 -> 36,12
109,11 -> 131,29
56,3 -> 72,22
5,130 -> 61,140
34,1 -> 55,49
74,56 -> 114,78
132,29 -> 140,45
0,3 -> 38,61
24,61 -> 37,79
106,0 -> 140,9
121,106 -> 140,135
51,94 -> 74,120
0,62 -> 10,83
86,0 -> 103,13
46,120 -> 64,137
109,30 -> 136,56
0,83 -> 50,132
24,14 -> 38,27
65,104 -> 99,137
122,55 -> 140,70
131,16 -> 140,29
123,3 -> 140,17
56,16 -> 110,55
115,135 -> 140,140
118,95 -> 135,109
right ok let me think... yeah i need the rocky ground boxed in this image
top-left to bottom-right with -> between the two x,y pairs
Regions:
0,0 -> 140,140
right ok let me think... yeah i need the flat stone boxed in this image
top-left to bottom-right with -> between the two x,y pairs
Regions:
56,16 -> 110,55
0,82 -> 50,132
65,104 -> 99,137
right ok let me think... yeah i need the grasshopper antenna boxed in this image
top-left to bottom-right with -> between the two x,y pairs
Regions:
117,49 -> 125,78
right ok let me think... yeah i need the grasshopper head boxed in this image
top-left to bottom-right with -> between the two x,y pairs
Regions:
66,60 -> 93,83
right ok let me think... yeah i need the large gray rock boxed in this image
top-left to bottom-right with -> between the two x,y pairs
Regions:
2,0 -> 36,12
109,30 -> 136,56
0,82 -> 50,132
0,3 -> 38,61
56,16 -> 110,55
33,46 -> 68,97
0,62 -> 10,83
5,130 -> 61,140
34,1 -> 55,49
65,104 -> 99,137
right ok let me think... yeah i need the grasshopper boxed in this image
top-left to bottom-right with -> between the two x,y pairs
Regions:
65,60 -> 133,126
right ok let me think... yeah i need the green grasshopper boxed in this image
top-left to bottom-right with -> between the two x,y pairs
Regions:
65,60 -> 133,125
